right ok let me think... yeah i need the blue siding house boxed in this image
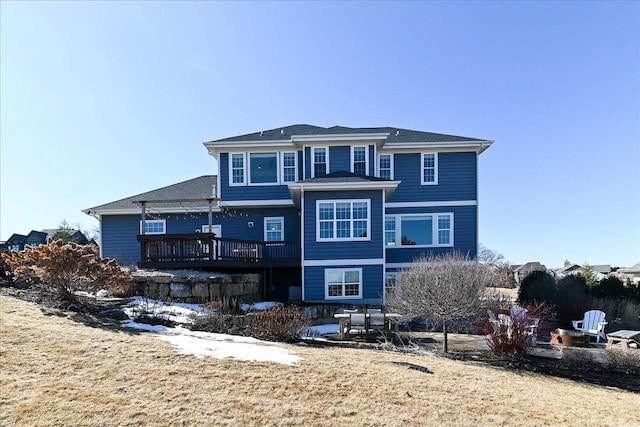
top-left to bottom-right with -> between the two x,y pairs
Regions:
84,125 -> 492,304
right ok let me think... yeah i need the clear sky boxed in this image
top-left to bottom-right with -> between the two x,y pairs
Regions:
1,1 -> 638,269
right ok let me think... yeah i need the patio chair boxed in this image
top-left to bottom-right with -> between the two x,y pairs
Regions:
487,309 -> 501,334
572,310 -> 607,342
342,309 -> 359,336
347,313 -> 367,338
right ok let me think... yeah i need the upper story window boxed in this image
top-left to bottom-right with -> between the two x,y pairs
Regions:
317,199 -> 370,241
140,219 -> 166,235
421,153 -> 438,185
264,217 -> 284,241
352,146 -> 367,175
281,152 -> 297,183
378,154 -> 393,180
385,213 -> 453,247
230,153 -> 246,185
249,152 -> 278,184
312,147 -> 328,177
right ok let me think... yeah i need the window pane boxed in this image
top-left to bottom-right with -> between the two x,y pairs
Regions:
423,154 -> 435,183
336,203 -> 351,219
328,285 -> 342,297
352,202 -> 367,219
344,270 -> 360,283
336,221 -> 350,238
314,148 -> 326,176
438,230 -> 450,245
353,220 -> 367,238
319,203 -> 334,220
283,152 -> 295,166
327,271 -> 342,284
401,216 -> 433,245
250,153 -> 278,183
231,154 -> 244,184
282,152 -> 296,182
319,222 -> 333,239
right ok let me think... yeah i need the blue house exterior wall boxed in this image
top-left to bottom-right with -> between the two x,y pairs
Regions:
303,264 -> 384,304
388,152 -> 477,203
303,190 -> 384,261
329,146 -> 350,173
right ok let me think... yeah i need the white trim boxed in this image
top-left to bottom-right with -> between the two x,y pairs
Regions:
350,145 -> 369,175
383,140 -> 493,153
202,224 -> 221,236
385,262 -> 416,269
381,188 -> 387,305
377,153 -> 394,180
421,152 -> 438,185
264,217 -> 284,241
229,153 -> 246,186
248,152 -> 279,186
303,258 -> 384,267
289,181 -> 400,191
280,151 -> 298,184
325,267 -> 363,300
386,200 -> 476,208
301,186 -> 305,301
316,199 -> 371,242
87,206 -> 220,217
311,146 -> 329,178
384,212 -> 454,248
140,219 -> 166,235
205,140 -> 296,150
222,199 -> 295,207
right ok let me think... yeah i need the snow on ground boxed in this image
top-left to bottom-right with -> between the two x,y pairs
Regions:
121,297 -> 306,365
241,301 -> 283,312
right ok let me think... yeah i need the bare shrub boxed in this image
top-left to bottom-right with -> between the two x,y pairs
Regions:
604,349 -> 640,374
2,241 -> 131,300
485,316 -> 534,356
191,310 -> 238,334
386,252 -> 492,352
249,306 -> 310,343
560,348 -> 599,370
201,296 -> 242,315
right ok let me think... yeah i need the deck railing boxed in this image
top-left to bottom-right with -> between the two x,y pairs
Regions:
137,233 -> 300,267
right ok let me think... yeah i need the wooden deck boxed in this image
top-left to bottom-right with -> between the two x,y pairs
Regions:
137,233 -> 300,269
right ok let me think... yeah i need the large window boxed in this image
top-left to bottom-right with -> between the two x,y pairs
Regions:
385,213 -> 453,247
378,154 -> 393,180
264,217 -> 284,241
281,152 -> 297,183
421,153 -> 438,185
140,219 -> 166,235
317,199 -> 370,241
312,147 -> 327,177
249,152 -> 278,184
352,146 -> 367,175
385,272 -> 399,299
230,153 -> 245,185
325,268 -> 362,299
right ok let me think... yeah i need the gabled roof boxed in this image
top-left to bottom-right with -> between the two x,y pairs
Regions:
5,233 -> 27,245
514,262 -> 547,273
24,230 -> 48,244
205,124 -> 491,150
84,176 -> 217,217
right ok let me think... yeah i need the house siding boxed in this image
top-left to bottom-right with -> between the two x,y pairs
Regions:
219,152 -> 298,202
388,151 -> 477,203
303,264 -> 384,305
303,190 -> 384,261
102,208 -> 300,264
329,146 -> 350,173
384,204 -> 477,265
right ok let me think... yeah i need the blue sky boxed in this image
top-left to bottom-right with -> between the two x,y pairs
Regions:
1,1 -> 638,268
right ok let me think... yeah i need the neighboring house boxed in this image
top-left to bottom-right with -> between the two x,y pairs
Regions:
513,262 -> 547,285
617,262 -> 640,285
84,124 -> 492,304
0,234 -> 27,252
555,260 -> 610,281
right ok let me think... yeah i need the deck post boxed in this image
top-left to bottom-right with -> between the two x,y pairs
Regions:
208,198 -> 213,232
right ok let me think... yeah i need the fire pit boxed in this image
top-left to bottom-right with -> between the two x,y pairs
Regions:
550,329 -> 590,347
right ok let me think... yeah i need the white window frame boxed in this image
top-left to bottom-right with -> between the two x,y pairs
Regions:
325,268 -> 362,300
316,199 -> 371,242
229,153 -> 246,186
201,225 -> 221,236
384,272 -> 399,299
280,151 -> 297,183
385,213 -> 454,248
421,152 -> 438,185
311,146 -> 329,178
264,217 -> 284,241
384,215 -> 396,246
140,219 -> 166,235
351,146 -> 369,175
248,152 -> 279,185
377,153 -> 393,180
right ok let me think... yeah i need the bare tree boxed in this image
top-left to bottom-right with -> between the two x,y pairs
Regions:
478,243 -> 515,288
386,252 -> 492,352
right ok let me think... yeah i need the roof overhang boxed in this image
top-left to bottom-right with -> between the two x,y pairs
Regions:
287,180 -> 400,207
384,140 -> 494,154
291,133 -> 390,146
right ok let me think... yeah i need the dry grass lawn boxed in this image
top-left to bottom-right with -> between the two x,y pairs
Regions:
1,295 -> 638,427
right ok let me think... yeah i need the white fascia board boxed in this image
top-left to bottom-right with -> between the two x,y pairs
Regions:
203,140 -> 296,150
303,258 -> 385,267
221,199 -> 295,207
291,133 -> 389,144
288,180 -> 400,192
383,140 -> 493,153
85,207 -> 220,217
385,200 -> 477,208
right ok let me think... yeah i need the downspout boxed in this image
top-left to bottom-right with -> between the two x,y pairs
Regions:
300,184 -> 305,302
140,201 -> 146,235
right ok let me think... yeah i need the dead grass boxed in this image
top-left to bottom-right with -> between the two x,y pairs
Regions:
1,295 -> 638,427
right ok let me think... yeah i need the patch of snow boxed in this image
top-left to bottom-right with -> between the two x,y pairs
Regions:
123,296 -> 206,324
122,319 -> 170,333
241,301 -> 283,312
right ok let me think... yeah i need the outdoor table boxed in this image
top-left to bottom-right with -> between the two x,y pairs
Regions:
606,330 -> 640,349
334,313 -> 402,340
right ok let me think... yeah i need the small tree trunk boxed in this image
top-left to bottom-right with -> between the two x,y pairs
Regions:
443,319 -> 448,353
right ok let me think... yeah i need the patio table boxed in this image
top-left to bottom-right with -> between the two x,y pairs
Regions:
606,330 -> 640,349
334,313 -> 402,340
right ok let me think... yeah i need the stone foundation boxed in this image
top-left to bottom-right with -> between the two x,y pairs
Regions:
131,270 -> 263,304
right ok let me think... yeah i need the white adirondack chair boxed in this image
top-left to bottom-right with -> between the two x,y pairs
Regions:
572,310 -> 607,342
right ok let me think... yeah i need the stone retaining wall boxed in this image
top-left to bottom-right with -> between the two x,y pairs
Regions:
132,270 -> 263,304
